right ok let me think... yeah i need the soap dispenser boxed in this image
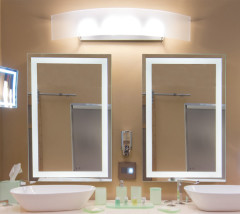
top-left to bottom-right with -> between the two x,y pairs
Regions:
121,131 -> 132,156
116,180 -> 127,203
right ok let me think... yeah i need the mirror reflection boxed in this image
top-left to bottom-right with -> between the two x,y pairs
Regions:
142,54 -> 226,181
28,54 -> 111,181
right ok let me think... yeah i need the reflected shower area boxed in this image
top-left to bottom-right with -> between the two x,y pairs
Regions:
34,63 -> 103,172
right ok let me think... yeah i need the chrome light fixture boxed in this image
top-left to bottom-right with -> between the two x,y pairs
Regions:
51,8 -> 191,41
0,66 -> 18,108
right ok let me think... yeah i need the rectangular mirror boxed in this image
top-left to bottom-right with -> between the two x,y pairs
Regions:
0,66 -> 18,108
142,54 -> 226,182
28,54 -> 111,182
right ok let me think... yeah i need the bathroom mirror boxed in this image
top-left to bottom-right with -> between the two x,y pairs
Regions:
142,54 -> 226,182
28,54 -> 111,181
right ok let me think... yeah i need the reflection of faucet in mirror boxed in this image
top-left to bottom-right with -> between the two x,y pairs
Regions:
176,179 -> 199,204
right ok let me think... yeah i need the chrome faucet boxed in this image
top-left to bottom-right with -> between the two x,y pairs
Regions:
176,179 -> 199,204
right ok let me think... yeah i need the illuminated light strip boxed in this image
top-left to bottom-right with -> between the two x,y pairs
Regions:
145,57 -> 223,178
3,80 -> 9,106
51,8 -> 190,41
31,57 -> 109,178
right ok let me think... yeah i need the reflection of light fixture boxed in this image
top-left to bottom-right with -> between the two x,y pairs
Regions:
0,66 -> 18,108
51,8 -> 191,41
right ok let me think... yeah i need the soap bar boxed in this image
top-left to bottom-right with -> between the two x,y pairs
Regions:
158,206 -> 180,213
83,206 -> 104,213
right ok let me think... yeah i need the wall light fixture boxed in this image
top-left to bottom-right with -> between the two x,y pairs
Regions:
51,8 -> 191,41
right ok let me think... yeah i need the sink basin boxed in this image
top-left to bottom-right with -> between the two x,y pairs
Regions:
10,185 -> 95,212
184,185 -> 240,211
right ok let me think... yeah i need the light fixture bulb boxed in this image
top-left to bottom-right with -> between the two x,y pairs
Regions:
3,80 -> 9,106
78,18 -> 99,37
144,19 -> 165,37
102,15 -> 141,36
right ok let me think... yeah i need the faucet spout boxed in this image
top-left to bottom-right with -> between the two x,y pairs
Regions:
176,178 -> 199,204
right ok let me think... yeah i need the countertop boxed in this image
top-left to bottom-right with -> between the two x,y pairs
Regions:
0,201 -> 239,214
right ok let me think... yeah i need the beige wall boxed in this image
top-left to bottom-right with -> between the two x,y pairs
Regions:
1,0 -> 240,200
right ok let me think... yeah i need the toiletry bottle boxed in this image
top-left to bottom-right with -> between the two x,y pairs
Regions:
124,196 -> 128,205
132,196 -> 138,206
116,180 -> 127,203
115,197 -> 120,207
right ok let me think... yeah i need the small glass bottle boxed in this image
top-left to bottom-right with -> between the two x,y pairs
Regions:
131,196 -> 138,206
141,197 -> 146,205
115,197 -> 120,207
124,196 -> 128,206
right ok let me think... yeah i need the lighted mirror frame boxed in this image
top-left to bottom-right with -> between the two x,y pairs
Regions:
29,55 -> 111,181
144,55 -> 225,179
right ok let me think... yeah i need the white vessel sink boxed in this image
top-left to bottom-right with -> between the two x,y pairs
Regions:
184,185 -> 240,211
10,185 -> 95,212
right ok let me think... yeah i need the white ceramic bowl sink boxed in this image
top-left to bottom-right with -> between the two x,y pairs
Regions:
184,185 -> 240,212
10,185 -> 95,212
